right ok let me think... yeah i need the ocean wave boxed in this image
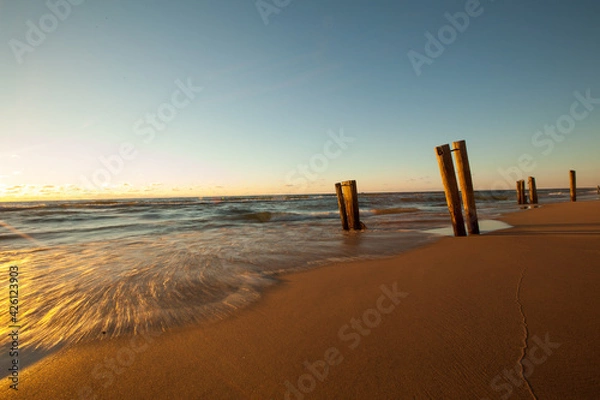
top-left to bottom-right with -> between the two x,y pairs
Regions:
369,207 -> 421,216
226,211 -> 337,223
3,222 -> 148,240
399,195 -> 442,203
0,223 -> 445,350
0,240 -> 277,349
229,211 -> 275,223
25,214 -> 118,223
0,204 -> 50,211
474,192 -> 511,201
199,194 -> 332,205
0,199 -> 203,212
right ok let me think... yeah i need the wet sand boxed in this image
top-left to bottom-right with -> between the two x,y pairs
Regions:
14,201 -> 600,399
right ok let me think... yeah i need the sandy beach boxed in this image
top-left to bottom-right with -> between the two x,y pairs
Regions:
13,200 -> 600,399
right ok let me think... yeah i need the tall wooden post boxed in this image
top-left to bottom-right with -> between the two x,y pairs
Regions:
341,180 -> 362,230
570,170 -> 577,202
435,144 -> 466,237
335,183 -> 349,230
452,140 -> 479,235
528,177 -> 538,204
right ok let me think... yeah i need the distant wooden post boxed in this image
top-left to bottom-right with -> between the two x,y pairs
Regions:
528,177 -> 538,204
519,179 -> 527,204
435,144 -> 467,237
335,183 -> 349,230
570,170 -> 577,202
516,180 -> 527,205
452,140 -> 479,235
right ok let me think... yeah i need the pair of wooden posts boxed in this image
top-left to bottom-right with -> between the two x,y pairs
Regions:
335,180 -> 364,231
516,177 -> 538,205
435,140 -> 479,237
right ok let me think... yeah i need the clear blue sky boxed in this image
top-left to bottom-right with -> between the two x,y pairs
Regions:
1,0 -> 599,199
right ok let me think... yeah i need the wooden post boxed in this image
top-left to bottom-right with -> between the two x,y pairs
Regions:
452,140 -> 479,235
341,180 -> 362,230
528,177 -> 538,204
335,183 -> 349,230
570,170 -> 577,202
435,144 -> 467,237
516,180 -> 527,205
517,180 -> 527,205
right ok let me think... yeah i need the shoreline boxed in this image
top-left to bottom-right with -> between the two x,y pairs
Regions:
0,217 -> 512,380
13,200 -> 600,399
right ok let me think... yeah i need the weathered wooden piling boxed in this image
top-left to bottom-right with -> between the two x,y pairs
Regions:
335,183 -> 349,230
516,180 -> 527,205
452,140 -> 479,235
435,144 -> 467,237
517,180 -> 525,205
570,170 -> 577,202
335,180 -> 363,231
528,176 -> 538,204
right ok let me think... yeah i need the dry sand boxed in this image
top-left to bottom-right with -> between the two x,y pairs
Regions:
12,201 -> 600,399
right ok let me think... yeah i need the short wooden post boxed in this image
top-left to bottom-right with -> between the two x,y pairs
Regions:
341,180 -> 362,230
516,180 -> 523,205
570,170 -> 577,202
452,140 -> 479,235
516,180 -> 527,205
435,144 -> 466,237
335,183 -> 349,231
528,177 -> 538,204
